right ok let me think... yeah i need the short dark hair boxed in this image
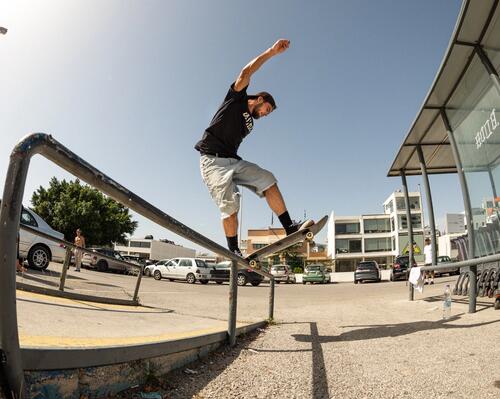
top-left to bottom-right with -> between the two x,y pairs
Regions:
249,91 -> 277,110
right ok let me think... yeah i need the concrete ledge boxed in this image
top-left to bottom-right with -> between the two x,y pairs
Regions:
22,320 -> 266,371
23,321 -> 266,398
16,281 -> 138,307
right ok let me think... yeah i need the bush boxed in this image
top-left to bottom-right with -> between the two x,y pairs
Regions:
293,267 -> 303,274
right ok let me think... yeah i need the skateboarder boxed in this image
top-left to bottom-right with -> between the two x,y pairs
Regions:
195,39 -> 312,256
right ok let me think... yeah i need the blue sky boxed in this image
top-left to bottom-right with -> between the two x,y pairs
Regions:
0,0 -> 465,252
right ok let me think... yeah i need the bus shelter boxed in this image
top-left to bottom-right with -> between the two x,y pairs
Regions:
388,0 -> 500,313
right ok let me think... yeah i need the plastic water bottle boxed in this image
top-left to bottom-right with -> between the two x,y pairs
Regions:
443,284 -> 452,320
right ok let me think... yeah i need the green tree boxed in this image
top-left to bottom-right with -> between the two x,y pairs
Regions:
31,177 -> 137,246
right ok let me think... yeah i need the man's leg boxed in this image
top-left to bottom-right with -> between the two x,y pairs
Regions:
223,212 -> 238,237
264,184 -> 312,235
223,212 -> 241,255
263,184 -> 287,216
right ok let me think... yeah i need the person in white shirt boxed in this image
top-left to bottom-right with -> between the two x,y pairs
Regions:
423,238 -> 434,285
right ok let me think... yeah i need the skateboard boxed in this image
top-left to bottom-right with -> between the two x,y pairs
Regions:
245,215 -> 328,269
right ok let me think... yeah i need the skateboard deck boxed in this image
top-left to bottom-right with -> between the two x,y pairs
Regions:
245,215 -> 328,269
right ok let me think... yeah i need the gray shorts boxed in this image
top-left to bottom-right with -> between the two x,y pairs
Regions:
200,155 -> 277,219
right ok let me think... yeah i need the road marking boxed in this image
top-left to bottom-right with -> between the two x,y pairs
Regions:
19,323 -> 247,348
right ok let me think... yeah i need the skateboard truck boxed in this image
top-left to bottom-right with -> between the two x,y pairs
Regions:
249,259 -> 261,270
305,231 -> 314,241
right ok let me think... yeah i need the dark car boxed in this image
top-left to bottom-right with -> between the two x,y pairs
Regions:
435,256 -> 460,276
210,261 -> 264,287
354,261 -> 381,284
390,255 -> 416,281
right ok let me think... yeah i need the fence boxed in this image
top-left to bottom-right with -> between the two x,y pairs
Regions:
0,133 -> 275,398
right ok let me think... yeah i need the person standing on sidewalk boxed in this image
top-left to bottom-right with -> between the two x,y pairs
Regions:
423,238 -> 434,284
74,228 -> 85,272
195,39 -> 312,256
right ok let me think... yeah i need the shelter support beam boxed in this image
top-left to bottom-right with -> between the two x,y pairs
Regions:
416,146 -> 438,268
401,171 -> 414,301
476,45 -> 500,96
440,109 -> 476,313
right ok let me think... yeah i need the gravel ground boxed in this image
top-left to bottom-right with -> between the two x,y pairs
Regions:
112,279 -> 500,399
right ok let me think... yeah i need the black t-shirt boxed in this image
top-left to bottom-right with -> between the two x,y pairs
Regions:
195,83 -> 254,160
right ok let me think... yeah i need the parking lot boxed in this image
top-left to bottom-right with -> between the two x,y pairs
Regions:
15,262 -> 500,398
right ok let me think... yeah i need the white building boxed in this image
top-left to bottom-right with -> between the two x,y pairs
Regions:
114,237 -> 195,261
327,191 -> 425,272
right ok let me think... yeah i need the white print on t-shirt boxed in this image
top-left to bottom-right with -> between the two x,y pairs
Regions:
243,112 -> 253,134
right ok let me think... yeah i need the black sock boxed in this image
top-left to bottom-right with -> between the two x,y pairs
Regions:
226,235 -> 239,251
278,211 -> 293,229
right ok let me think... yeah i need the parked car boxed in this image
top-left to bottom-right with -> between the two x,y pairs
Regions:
14,204 -> 66,270
435,255 -> 460,276
82,248 -> 132,273
152,257 -> 211,284
303,264 -> 330,284
121,254 -> 145,266
209,261 -> 264,286
390,255 -> 416,281
354,261 -> 381,284
143,260 -> 162,277
270,264 -> 296,284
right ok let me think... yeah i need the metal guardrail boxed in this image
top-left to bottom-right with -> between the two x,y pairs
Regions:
0,133 -> 276,398
419,253 -> 500,272
17,223 -> 144,304
411,254 -> 500,305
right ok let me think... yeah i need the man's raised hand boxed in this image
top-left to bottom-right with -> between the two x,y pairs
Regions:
271,39 -> 290,55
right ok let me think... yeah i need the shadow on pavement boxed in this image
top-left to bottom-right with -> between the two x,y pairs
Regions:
423,295 -> 494,312
17,273 -> 62,288
293,314 -> 500,344
17,297 -> 174,314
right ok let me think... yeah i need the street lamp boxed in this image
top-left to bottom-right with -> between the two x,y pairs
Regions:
0,27 -> 7,35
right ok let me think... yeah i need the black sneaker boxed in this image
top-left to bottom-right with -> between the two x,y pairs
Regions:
231,248 -> 243,257
285,219 -> 314,236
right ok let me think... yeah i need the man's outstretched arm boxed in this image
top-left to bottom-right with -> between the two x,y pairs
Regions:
234,39 -> 290,92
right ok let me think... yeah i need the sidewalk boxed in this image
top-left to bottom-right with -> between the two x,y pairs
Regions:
116,278 -> 500,399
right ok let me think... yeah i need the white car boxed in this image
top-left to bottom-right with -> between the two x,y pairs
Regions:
152,257 -> 211,284
18,206 -> 66,270
270,264 -> 296,283
144,259 -> 168,277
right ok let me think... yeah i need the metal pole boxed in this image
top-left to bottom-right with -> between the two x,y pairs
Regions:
269,278 -> 275,321
441,109 -> 477,313
401,171 -> 414,301
0,146 -> 30,397
132,265 -> 144,304
228,260 -> 238,347
16,134 -> 272,279
488,168 -> 498,200
239,192 -> 243,250
58,247 -> 73,291
416,145 -> 438,267
476,45 -> 500,96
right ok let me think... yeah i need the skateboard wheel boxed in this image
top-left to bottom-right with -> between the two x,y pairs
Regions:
306,232 -> 314,240
249,260 -> 258,268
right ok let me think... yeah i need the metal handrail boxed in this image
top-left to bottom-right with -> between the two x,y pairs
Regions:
418,252 -> 500,272
18,223 -> 142,272
17,223 -> 143,303
0,133 -> 275,398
